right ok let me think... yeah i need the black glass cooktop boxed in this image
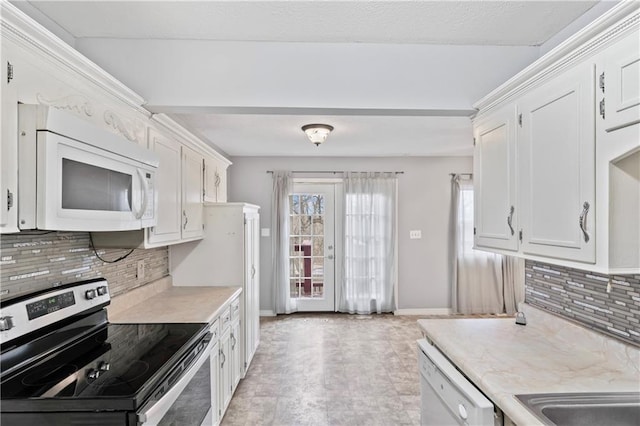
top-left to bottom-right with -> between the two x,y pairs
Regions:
1,317 -> 207,411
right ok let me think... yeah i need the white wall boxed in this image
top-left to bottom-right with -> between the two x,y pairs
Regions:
227,156 -> 472,314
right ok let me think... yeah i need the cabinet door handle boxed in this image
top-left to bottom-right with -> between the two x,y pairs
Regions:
183,210 -> 188,230
251,265 -> 256,279
507,206 -> 515,236
220,349 -> 226,368
231,333 -> 236,350
579,202 -> 590,243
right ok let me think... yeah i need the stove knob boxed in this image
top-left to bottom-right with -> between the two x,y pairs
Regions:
87,369 -> 100,380
0,316 -> 14,331
98,361 -> 110,372
85,289 -> 97,300
96,286 -> 108,296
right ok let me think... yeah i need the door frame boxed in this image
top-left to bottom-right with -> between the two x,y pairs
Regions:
291,178 -> 343,312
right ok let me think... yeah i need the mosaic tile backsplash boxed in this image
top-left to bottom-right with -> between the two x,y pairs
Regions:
525,260 -> 640,346
0,232 -> 168,301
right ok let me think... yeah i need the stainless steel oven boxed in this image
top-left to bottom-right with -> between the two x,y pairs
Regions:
0,279 -> 212,426
138,334 -> 213,425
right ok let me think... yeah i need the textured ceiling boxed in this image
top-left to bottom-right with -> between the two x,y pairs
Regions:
171,113 -> 474,157
27,1 -> 598,46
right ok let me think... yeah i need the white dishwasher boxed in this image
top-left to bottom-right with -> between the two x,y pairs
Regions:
418,339 -> 502,426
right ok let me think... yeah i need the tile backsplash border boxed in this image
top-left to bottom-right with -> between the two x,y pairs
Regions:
525,260 -> 640,347
0,231 -> 168,301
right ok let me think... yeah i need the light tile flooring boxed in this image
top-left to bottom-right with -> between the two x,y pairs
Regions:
221,313 -> 424,426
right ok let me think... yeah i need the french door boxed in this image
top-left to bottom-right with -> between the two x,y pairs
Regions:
289,183 -> 338,311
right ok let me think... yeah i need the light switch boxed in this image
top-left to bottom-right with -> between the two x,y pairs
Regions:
409,230 -> 422,239
261,228 -> 271,237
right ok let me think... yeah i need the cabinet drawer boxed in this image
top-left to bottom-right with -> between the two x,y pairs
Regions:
220,307 -> 231,331
209,318 -> 219,340
231,298 -> 240,321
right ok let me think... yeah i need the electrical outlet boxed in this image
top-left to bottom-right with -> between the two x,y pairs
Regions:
137,260 -> 145,280
409,230 -> 422,239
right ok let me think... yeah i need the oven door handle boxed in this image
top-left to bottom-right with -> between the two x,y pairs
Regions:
138,337 -> 213,425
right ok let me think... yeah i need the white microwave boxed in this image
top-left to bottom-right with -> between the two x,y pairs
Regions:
18,104 -> 159,232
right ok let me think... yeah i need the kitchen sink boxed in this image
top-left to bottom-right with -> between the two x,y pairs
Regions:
516,393 -> 640,426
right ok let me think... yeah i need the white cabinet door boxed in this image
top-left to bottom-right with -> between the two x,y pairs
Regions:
204,155 -> 229,203
230,318 -> 242,391
473,104 -> 518,251
209,341 -> 220,425
1,57 -> 19,233
243,211 -> 260,370
181,145 -> 204,240
518,62 -> 596,263
147,130 -> 182,245
602,30 -> 640,132
219,326 -> 232,414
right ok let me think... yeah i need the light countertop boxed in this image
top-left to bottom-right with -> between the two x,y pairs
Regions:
417,304 -> 640,425
108,277 -> 242,324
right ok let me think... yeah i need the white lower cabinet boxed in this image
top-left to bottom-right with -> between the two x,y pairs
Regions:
230,317 -> 242,392
203,296 -> 243,425
219,323 -> 232,416
518,61 -> 596,263
209,340 -> 220,426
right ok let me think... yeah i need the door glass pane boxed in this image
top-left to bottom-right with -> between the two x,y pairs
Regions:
61,158 -> 132,211
289,192 -> 325,299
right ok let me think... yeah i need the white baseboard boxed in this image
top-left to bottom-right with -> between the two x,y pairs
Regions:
259,310 -> 276,317
394,308 -> 453,316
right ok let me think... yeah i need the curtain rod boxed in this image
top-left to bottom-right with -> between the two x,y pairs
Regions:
450,173 -> 473,177
267,170 -> 404,175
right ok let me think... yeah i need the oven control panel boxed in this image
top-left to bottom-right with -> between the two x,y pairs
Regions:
26,291 -> 76,320
0,279 -> 110,345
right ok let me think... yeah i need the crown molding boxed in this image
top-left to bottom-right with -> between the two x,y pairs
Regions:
473,1 -> 640,116
150,113 -> 232,165
1,1 -> 148,116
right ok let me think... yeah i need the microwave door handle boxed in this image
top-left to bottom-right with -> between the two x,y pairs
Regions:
133,169 -> 148,220
138,338 -> 213,425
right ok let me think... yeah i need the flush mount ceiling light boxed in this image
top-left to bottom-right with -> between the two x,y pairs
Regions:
301,124 -> 334,146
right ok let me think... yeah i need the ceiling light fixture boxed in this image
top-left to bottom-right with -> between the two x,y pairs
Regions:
302,124 -> 334,146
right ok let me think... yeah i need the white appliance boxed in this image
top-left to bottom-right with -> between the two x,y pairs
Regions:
418,338 -> 501,426
18,104 -> 158,232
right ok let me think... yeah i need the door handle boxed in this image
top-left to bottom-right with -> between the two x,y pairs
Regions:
133,169 -> 149,220
183,210 -> 188,230
327,254 -> 334,260
579,202 -> 590,243
507,206 -> 515,236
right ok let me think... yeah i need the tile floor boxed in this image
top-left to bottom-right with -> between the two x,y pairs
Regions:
220,313 -> 424,426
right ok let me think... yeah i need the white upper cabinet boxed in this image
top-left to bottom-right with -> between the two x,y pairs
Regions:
518,62 -> 596,263
204,154 -> 230,203
181,145 -> 204,240
147,129 -> 182,245
0,3 -> 227,243
601,30 -> 640,132
1,58 -> 19,233
472,2 -> 638,273
473,104 -> 518,251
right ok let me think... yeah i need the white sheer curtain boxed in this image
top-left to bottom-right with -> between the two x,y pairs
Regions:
339,172 -> 397,314
503,256 -> 525,314
271,171 -> 296,314
450,175 -> 504,314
